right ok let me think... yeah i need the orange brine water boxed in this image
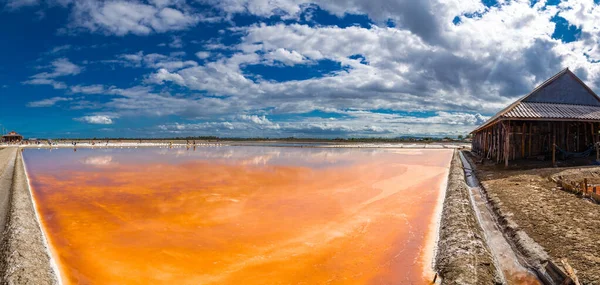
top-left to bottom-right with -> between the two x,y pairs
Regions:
24,147 -> 453,285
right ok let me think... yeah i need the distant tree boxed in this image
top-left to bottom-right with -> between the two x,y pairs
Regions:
457,135 -> 464,140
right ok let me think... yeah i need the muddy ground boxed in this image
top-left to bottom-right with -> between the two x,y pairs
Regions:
435,151 -> 501,284
469,153 -> 600,284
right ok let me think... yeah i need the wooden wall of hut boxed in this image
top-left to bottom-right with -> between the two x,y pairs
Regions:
471,121 -> 600,166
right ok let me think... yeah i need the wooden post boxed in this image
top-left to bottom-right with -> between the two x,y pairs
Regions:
585,122 -> 589,146
496,124 -> 500,164
528,122 -> 532,157
483,128 -> 488,158
505,121 -> 510,168
552,123 -> 556,167
584,178 -> 588,195
596,122 -> 599,144
592,122 -> 596,144
521,122 -> 525,158
577,123 -> 580,152
567,123 -> 570,152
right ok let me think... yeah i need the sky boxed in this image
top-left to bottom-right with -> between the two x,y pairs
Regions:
0,0 -> 599,138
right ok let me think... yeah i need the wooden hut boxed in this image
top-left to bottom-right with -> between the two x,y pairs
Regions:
471,68 -> 600,167
1,131 -> 23,143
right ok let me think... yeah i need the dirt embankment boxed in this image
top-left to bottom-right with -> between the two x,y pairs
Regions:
0,149 -> 58,284
435,151 -> 501,284
469,153 -> 600,284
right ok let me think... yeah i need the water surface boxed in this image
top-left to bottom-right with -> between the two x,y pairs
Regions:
24,147 -> 452,284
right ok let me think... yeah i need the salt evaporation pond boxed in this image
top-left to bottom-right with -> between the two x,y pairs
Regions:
24,146 -> 453,284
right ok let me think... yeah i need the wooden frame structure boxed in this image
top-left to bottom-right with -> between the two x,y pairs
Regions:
471,68 -> 600,167
1,131 -> 23,143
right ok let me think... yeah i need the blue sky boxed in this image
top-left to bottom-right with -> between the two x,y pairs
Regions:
0,0 -> 598,138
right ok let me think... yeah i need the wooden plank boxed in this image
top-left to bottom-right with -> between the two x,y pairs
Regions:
561,258 -> 581,285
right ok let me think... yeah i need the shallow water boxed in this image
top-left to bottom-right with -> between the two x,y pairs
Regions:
24,147 -> 452,285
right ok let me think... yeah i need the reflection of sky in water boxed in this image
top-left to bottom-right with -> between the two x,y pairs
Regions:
23,146 -> 453,285
24,146 -> 432,171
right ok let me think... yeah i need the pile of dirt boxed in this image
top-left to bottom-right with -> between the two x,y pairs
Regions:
471,154 -> 600,284
435,151 -> 501,284
0,150 -> 58,284
551,167 -> 600,186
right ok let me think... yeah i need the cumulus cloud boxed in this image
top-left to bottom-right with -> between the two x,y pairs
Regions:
76,115 -> 115,124
146,68 -> 186,85
66,0 -> 201,36
12,0 -> 600,137
264,48 -> 306,66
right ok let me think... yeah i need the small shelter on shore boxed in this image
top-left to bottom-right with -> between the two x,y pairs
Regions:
1,131 -> 23,143
471,68 -> 600,167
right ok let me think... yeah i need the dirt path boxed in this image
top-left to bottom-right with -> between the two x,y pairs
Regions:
470,154 -> 600,284
0,149 -> 58,284
0,148 -> 17,235
435,151 -> 501,284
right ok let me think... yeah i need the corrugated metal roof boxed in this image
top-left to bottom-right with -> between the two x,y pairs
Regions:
503,102 -> 600,120
472,68 -> 600,133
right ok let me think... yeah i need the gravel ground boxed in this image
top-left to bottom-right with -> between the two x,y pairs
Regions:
0,150 -> 58,284
470,153 -> 600,284
435,151 -> 501,284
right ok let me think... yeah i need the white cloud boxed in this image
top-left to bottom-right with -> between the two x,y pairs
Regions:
12,0 -> 600,138
22,78 -> 67,89
4,0 -> 48,9
157,110 -> 485,137
264,48 -> 306,66
32,58 -> 82,79
195,51 -> 211,59
117,51 -> 197,71
47,44 -> 72,54
76,115 -> 115,124
67,0 -> 201,36
22,58 -> 81,89
70,84 -> 110,94
146,68 -> 186,85
27,96 -> 72,107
